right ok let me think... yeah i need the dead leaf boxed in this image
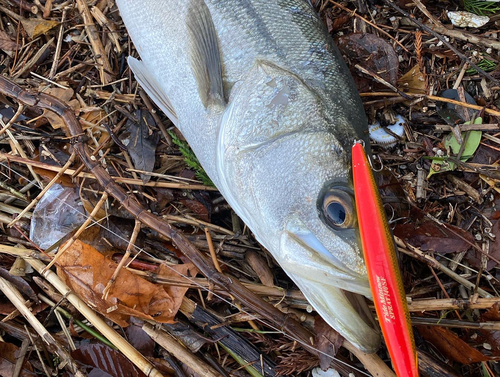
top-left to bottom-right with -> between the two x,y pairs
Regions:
21,18 -> 59,39
418,326 -> 489,364
0,30 -> 18,56
314,317 -> 344,370
126,318 -> 155,357
119,110 -> 159,183
394,207 -> 475,255
156,261 -> 198,312
394,221 -> 473,254
480,304 -> 500,356
57,240 -> 188,326
71,344 -> 147,377
337,33 -> 399,87
179,199 -> 210,222
0,342 -> 33,377
41,87 -> 80,131
398,65 -> 426,95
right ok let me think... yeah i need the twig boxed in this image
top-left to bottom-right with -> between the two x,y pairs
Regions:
90,6 -> 122,55
43,0 -> 54,18
143,322 -> 223,377
12,339 -> 30,377
75,0 -> 113,84
342,341 -> 396,377
381,0 -> 500,85
0,104 -> 25,138
411,316 -> 500,330
394,236 -> 492,298
205,228 -> 222,273
359,92 -> 500,117
48,7 -> 67,80
0,245 -> 165,377
355,64 -> 411,99
103,219 -> 141,299
0,276 -> 85,376
0,152 -> 218,190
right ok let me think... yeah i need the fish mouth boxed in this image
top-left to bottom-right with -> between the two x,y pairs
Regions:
280,218 -> 380,352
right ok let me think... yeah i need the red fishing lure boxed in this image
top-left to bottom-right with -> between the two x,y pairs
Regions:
352,142 -> 418,377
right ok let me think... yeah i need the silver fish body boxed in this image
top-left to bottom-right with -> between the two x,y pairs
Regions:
117,0 -> 380,351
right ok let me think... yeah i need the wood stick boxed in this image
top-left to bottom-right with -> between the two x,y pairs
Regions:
0,152 -> 218,191
0,277 -> 85,376
143,322 -> 222,377
75,0 -> 113,85
0,248 -> 164,377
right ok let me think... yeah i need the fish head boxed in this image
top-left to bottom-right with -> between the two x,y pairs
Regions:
218,61 -> 380,351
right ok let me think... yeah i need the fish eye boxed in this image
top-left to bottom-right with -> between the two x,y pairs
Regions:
321,188 -> 356,229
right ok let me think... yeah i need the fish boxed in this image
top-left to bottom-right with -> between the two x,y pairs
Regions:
117,0 -> 381,352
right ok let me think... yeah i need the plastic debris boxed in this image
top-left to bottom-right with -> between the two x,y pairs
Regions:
368,114 -> 406,148
30,184 -> 87,249
447,11 -> 489,28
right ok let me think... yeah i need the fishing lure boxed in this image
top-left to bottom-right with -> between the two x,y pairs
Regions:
352,142 -> 418,377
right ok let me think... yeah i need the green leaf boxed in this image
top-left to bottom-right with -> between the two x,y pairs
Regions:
428,117 -> 482,178
463,0 -> 500,16
167,130 -> 214,187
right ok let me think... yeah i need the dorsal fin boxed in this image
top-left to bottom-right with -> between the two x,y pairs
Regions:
127,57 -> 179,127
186,0 -> 224,107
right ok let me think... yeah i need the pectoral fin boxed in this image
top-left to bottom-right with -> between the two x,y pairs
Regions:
127,57 -> 179,127
187,0 -> 224,107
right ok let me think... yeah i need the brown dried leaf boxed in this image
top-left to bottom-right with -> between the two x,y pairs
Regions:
0,342 -> 33,377
179,199 -> 210,222
479,303 -> 500,356
394,207 -> 475,255
156,261 -> 198,311
41,88 -> 80,131
126,318 -> 155,357
314,317 -> 343,370
119,110 -> 159,183
394,220 -> 473,254
56,240 -> 183,326
71,344 -> 147,377
337,33 -> 399,86
0,30 -> 18,56
417,326 -> 489,364
398,65 -> 426,95
21,18 -> 59,39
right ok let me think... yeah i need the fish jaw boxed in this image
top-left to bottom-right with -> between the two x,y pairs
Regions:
279,217 -> 381,352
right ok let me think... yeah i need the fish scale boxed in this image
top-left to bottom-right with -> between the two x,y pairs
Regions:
118,0 -> 381,352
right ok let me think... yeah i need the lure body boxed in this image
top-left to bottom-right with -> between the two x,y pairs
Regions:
352,142 -> 418,377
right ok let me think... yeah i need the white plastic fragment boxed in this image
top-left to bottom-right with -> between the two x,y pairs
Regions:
30,184 -> 87,249
368,114 -> 406,148
312,367 -> 342,377
447,11 -> 489,28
